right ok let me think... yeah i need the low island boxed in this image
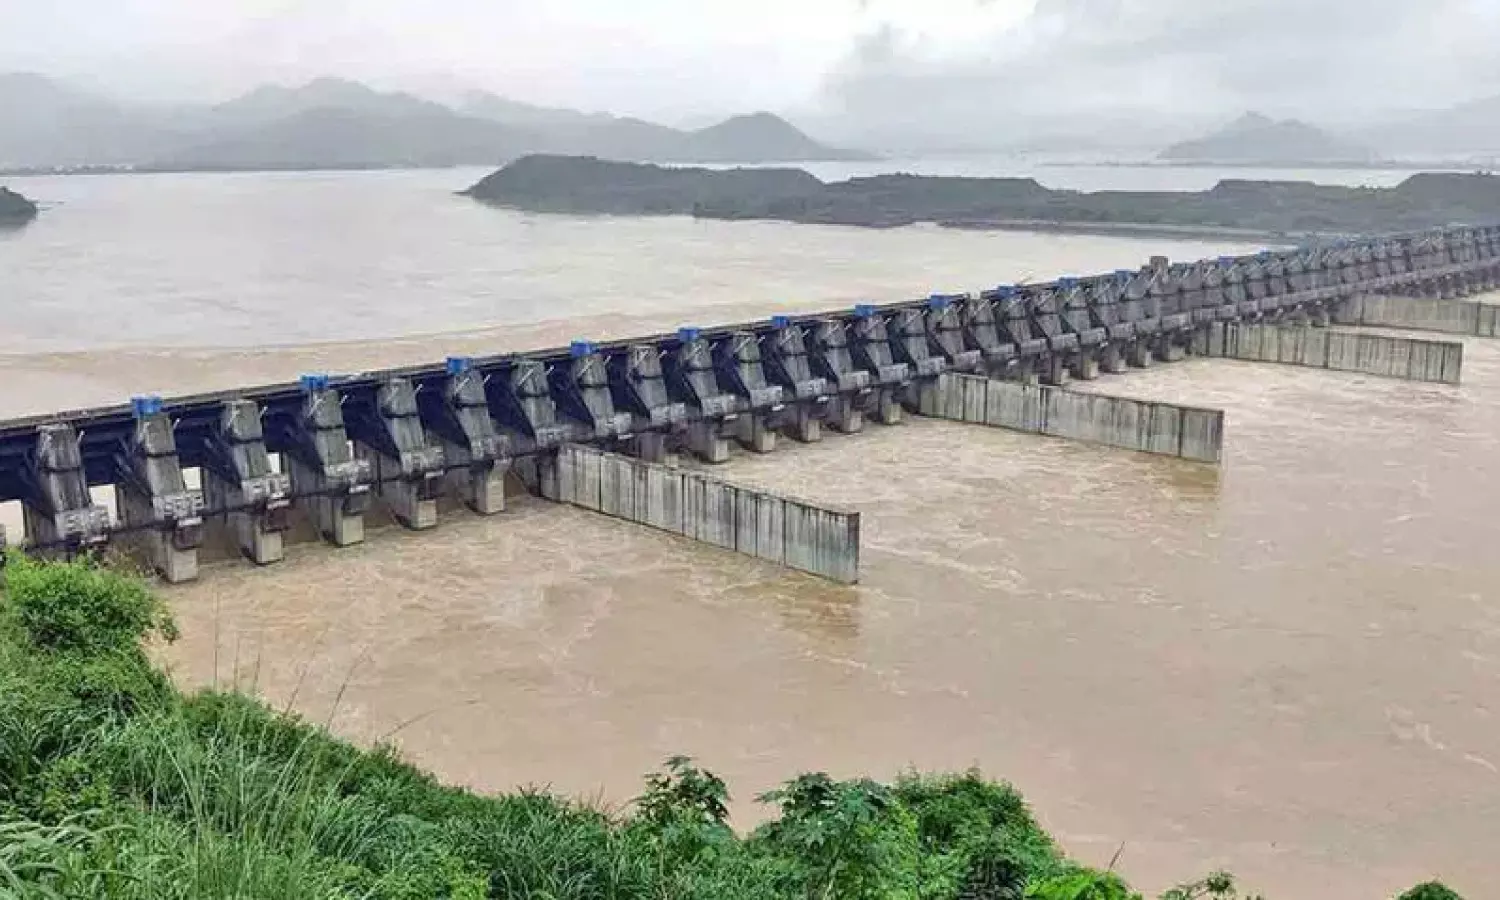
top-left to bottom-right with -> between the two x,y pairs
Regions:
0,185 -> 38,222
464,155 -> 1500,238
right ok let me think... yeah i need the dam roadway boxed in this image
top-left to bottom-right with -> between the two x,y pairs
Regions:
4,187 -> 1500,899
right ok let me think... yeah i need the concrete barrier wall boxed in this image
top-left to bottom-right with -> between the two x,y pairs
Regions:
930,373 -> 1224,463
1195,323 -> 1462,384
1335,294 -> 1500,337
555,443 -> 859,583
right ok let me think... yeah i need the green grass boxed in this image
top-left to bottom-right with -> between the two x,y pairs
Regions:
0,553 -> 1469,899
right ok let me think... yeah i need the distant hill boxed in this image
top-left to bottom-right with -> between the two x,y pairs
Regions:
1159,113 -> 1376,164
0,74 -> 873,172
1359,95 -> 1500,158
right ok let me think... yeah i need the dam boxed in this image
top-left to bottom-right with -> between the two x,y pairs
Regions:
0,223 -> 1491,587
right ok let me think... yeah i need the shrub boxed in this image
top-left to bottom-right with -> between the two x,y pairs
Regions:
2,554 -> 176,655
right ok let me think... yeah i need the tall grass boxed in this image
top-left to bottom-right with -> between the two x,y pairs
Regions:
0,553 -> 1469,899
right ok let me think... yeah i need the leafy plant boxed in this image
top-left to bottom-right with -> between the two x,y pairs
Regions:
1161,871 -> 1263,900
635,755 -> 731,829
755,773 -> 933,899
1396,883 -> 1464,900
1026,868 -> 1140,900
0,816 -> 120,897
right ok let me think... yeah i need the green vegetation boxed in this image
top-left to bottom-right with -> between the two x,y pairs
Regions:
0,553 -> 1470,899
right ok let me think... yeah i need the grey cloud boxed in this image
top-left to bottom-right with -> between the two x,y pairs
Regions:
816,0 -> 1500,150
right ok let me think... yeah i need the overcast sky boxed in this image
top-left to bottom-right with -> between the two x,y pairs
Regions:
3,0 -> 1499,128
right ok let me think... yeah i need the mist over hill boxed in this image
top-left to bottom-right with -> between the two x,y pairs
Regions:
1159,113 -> 1377,164
0,74 -> 871,171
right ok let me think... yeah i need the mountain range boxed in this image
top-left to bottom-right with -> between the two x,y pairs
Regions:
7,72 -> 1500,171
0,74 -> 874,171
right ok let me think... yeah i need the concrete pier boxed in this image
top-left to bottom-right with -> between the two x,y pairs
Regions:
114,398 -> 204,583
929,373 -> 1224,463
349,378 -> 446,530
1335,294 -> 1500,338
283,377 -> 373,546
20,425 -> 111,556
424,358 -> 509,515
554,443 -> 860,583
202,400 -> 291,565
1195,323 -> 1463,384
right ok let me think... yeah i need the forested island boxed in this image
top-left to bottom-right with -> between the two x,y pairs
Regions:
464,155 -> 1500,238
0,185 -> 38,222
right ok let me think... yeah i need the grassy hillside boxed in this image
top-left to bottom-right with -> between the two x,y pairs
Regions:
0,553 -> 1463,899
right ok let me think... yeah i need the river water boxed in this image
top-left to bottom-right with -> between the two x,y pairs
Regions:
1,167 -> 1496,899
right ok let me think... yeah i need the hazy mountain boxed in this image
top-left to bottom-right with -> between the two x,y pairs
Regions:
155,106 -> 541,170
513,112 -> 867,163
678,112 -> 872,162
1159,113 -> 1376,164
170,89 -> 868,169
1,74 -> 870,171
201,77 -> 451,129
1358,95 -> 1500,158
0,72 -> 181,167
458,90 -> 616,129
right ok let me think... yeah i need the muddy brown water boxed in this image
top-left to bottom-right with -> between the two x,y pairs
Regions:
2,170 -> 1496,898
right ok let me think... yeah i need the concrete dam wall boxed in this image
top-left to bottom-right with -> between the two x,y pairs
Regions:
924,374 -> 1226,464
1195,323 -> 1464,384
1334,293 -> 1500,338
555,443 -> 860,583
1,222 -> 1496,585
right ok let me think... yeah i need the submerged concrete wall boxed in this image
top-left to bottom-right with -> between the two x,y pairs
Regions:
1335,294 -> 1500,338
554,443 -> 860,583
1195,323 -> 1463,384
928,374 -> 1224,463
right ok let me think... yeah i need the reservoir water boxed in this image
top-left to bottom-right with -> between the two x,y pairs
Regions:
1,165 -> 1495,898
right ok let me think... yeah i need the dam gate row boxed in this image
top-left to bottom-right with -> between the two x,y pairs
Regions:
0,224 -> 1495,584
